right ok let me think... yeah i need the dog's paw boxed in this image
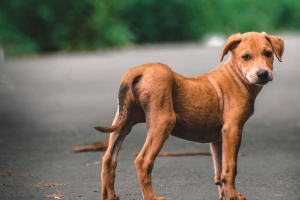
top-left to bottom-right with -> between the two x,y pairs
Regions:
237,194 -> 247,200
102,195 -> 120,200
221,187 -> 247,200
222,193 -> 247,200
143,195 -> 166,200
228,194 -> 246,200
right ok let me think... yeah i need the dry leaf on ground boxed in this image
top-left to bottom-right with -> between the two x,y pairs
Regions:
133,151 -> 212,157
72,141 -> 108,152
0,171 -> 35,177
16,182 -> 64,188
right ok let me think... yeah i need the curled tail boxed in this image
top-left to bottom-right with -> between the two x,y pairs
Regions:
94,84 -> 130,134
94,71 -> 143,134
94,121 -> 123,133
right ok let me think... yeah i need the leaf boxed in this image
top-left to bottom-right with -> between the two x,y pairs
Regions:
16,182 -> 64,188
72,141 -> 109,152
133,151 -> 211,157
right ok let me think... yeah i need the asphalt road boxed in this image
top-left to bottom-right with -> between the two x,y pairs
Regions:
0,33 -> 299,200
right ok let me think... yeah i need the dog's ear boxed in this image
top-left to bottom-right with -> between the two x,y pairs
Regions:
220,33 -> 242,61
262,32 -> 284,62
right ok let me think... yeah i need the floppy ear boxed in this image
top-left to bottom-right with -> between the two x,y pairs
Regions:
220,33 -> 242,61
262,32 -> 284,62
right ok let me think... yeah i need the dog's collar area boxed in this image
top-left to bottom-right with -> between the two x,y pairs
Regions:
226,63 -> 262,97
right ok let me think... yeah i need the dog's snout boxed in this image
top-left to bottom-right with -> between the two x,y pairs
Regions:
257,69 -> 269,80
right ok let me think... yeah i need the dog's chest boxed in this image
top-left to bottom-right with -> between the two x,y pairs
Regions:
171,125 -> 222,143
171,115 -> 223,143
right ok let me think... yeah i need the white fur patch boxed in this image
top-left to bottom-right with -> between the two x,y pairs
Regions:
243,67 -> 273,85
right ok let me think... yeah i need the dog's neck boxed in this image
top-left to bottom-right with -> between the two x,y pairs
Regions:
225,58 -> 262,99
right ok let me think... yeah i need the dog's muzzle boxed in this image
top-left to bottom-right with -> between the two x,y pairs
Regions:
244,68 -> 273,86
255,69 -> 273,85
257,69 -> 269,80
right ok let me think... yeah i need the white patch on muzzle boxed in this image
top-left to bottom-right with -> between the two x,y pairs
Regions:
243,67 -> 273,85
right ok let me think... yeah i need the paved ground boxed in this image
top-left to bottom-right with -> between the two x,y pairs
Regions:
0,33 -> 299,200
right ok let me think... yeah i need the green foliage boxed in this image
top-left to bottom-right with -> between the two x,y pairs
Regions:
1,0 -> 133,56
210,0 -> 300,34
1,0 -> 300,56
1,16 -> 38,56
122,0 -> 215,42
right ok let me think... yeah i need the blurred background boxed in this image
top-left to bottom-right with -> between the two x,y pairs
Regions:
1,0 -> 300,57
1,1 -> 300,199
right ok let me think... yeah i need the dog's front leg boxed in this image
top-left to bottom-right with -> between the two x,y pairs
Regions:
221,124 -> 247,200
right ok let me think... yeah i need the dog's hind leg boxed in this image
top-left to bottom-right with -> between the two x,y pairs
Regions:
135,112 -> 175,200
101,107 -> 132,200
134,86 -> 176,200
210,140 -> 224,200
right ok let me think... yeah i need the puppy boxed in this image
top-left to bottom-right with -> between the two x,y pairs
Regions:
96,32 -> 284,200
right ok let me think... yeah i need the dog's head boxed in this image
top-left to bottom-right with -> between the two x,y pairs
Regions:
220,32 -> 284,86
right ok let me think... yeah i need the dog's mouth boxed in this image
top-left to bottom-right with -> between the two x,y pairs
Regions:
246,77 -> 272,86
255,79 -> 271,86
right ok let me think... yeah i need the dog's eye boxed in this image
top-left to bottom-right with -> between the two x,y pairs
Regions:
242,54 -> 251,61
264,51 -> 272,58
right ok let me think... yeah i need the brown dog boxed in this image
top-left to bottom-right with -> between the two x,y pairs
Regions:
95,32 -> 284,200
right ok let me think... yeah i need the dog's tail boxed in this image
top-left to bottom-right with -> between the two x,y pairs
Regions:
94,69 -> 143,134
94,119 -> 123,133
94,84 -> 130,133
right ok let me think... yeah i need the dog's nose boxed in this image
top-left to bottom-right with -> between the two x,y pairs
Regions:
257,69 -> 269,80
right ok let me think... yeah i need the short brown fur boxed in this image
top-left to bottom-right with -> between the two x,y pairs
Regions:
95,32 -> 284,200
